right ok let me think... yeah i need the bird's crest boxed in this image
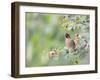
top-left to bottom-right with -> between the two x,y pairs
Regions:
65,33 -> 70,38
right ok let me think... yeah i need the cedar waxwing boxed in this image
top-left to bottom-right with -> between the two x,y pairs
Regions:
65,33 -> 76,52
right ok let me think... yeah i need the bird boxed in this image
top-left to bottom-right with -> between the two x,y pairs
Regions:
65,33 -> 76,52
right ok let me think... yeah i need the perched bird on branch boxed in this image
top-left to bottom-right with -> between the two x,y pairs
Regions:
65,33 -> 76,52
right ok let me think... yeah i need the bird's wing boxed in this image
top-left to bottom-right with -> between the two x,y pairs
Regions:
70,40 -> 76,49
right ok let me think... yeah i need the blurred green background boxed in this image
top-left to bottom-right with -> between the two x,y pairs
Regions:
25,12 -> 90,67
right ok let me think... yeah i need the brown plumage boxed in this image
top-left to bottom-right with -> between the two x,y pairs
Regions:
65,33 -> 76,51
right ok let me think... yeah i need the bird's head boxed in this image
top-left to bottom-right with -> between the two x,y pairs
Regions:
65,33 -> 70,38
